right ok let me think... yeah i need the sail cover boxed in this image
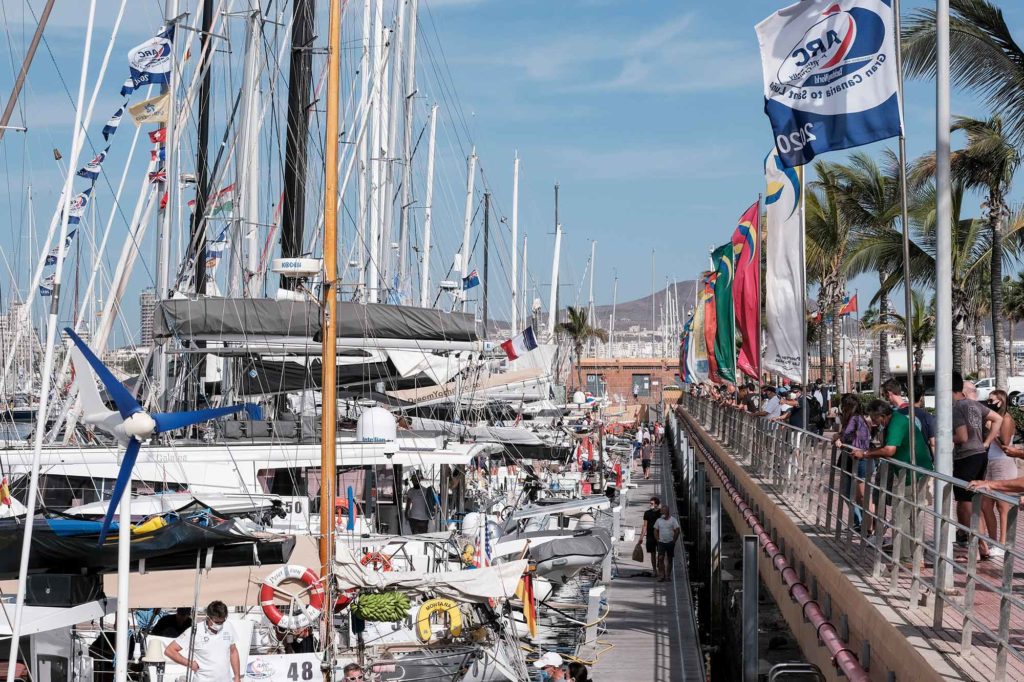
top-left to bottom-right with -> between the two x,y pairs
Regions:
154,298 -> 479,342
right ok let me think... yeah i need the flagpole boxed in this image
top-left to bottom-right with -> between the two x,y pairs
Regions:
892,0 -> 916,467
755,193 -> 762,396
799,168 -> 808,392
854,289 -> 861,393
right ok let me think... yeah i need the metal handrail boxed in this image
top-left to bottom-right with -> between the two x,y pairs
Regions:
677,394 -> 1023,681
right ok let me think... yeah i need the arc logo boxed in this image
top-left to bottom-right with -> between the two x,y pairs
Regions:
776,3 -> 884,89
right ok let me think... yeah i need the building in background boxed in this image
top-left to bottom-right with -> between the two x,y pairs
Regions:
0,301 -> 41,398
139,288 -> 156,347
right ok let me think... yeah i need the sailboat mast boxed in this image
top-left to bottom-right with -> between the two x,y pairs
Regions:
459,147 -> 477,312
397,0 -> 420,303
520,234 -> 528,328
356,0 -> 371,300
0,0 -> 56,144
366,0 -> 385,303
281,0 -> 315,289
381,0 -> 406,295
191,0 -> 214,295
231,3 -> 262,297
320,0 -> 343,582
419,104 -> 437,307
547,224 -> 561,341
510,152 -> 519,332
609,274 -> 618,359
483,192 -> 490,331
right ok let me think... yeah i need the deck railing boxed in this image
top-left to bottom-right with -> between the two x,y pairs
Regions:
673,394 -> 1024,682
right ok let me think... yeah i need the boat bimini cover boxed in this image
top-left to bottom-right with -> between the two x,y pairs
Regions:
333,545 -> 527,603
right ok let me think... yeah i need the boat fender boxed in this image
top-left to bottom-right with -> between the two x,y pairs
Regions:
415,598 -> 463,642
360,551 -> 393,571
259,565 -> 325,630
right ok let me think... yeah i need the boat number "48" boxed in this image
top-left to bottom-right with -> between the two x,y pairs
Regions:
286,662 -> 315,681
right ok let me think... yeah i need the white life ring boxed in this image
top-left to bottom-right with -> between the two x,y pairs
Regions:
259,565 -> 325,630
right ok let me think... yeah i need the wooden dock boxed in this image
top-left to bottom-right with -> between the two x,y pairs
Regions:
590,442 -> 705,681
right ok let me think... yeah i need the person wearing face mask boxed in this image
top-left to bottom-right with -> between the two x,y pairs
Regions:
164,601 -> 240,682
532,652 -> 566,681
566,661 -> 589,682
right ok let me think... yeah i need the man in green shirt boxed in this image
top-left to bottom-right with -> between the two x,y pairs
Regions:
852,400 -> 933,562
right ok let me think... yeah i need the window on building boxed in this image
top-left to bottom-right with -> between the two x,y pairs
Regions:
631,374 -> 651,397
586,374 -> 605,397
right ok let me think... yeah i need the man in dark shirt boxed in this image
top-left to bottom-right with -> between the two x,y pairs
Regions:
151,608 -> 193,638
639,496 -> 662,577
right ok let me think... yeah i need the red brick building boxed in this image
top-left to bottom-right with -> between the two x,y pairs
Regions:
574,358 -> 681,408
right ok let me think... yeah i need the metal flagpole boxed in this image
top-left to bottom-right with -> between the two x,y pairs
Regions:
799,169 -> 808,392
756,193 -> 763,397
934,0 -> 955,594
892,0 -> 916,466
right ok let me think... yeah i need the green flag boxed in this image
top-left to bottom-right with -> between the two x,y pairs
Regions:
711,242 -> 736,383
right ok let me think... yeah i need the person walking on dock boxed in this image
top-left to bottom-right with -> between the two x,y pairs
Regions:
639,495 -> 662,576
640,436 -> 653,479
654,503 -> 681,581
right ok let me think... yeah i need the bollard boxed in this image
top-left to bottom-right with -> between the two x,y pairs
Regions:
585,584 -> 606,652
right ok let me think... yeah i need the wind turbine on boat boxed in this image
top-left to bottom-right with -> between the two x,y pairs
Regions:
64,328 -> 252,543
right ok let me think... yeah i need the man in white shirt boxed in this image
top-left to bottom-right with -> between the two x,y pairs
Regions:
758,387 -> 782,419
165,601 -> 240,682
653,504 -> 681,582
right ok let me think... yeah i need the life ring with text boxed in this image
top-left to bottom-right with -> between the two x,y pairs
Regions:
259,565 -> 325,630
360,551 -> 393,571
415,598 -> 464,642
607,423 -> 625,436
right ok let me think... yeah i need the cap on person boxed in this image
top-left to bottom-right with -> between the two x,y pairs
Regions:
533,652 -> 564,669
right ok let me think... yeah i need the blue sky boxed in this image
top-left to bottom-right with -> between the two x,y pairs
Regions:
1,0 -> 1023,345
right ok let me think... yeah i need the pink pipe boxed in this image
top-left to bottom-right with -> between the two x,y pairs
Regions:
678,410 -> 870,682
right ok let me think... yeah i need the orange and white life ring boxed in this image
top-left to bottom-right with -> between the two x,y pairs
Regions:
608,423 -> 625,436
360,551 -> 393,571
260,565 -> 325,631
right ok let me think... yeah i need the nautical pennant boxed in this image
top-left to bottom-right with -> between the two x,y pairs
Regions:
102,106 -> 124,141
67,188 -> 92,225
45,230 -> 78,265
76,148 -> 108,181
128,25 -> 176,88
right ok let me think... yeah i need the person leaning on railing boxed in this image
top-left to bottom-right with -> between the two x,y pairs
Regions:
851,400 -> 934,562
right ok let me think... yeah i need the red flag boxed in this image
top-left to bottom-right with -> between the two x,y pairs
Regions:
703,273 -> 720,383
839,294 -> 858,316
515,573 -> 537,638
614,462 -> 623,489
732,201 -> 761,379
585,437 -> 594,462
148,127 -> 167,143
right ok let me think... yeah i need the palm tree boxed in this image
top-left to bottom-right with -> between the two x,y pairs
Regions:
863,290 -> 936,386
1003,273 -> 1024,375
556,306 -> 608,389
915,115 -> 1021,386
807,163 -> 855,390
826,151 -> 905,386
903,0 -> 1024,147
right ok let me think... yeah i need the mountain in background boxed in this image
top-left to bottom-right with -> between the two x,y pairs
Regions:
587,280 -> 697,330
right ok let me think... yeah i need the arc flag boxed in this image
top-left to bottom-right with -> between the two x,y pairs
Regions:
755,0 -> 902,167
731,201 -> 761,379
703,273 -> 719,383
764,148 -> 806,381
691,282 -> 711,384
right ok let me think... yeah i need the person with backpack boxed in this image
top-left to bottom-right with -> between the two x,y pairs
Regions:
784,384 -> 825,435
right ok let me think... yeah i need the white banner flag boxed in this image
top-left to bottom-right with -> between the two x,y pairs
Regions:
763,148 -> 805,381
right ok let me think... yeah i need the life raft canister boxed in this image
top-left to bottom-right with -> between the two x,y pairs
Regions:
259,565 -> 325,630
415,598 -> 463,642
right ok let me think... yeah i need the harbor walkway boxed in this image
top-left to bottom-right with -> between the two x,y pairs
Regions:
591,441 -> 705,681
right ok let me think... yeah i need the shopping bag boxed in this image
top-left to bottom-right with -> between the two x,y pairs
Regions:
632,542 -> 644,562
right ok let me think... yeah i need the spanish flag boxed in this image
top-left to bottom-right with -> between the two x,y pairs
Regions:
515,572 -> 537,638
0,477 -> 11,507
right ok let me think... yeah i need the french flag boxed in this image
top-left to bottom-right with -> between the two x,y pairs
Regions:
501,326 -> 538,361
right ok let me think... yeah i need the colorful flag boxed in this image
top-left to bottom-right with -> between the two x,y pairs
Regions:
102,106 -> 124,140
77,148 -> 108,181
756,0 -> 902,167
731,200 -> 761,380
680,315 -> 693,384
515,573 -> 537,638
691,279 -> 711,384
703,273 -> 719,383
67,188 -> 92,225
188,183 -> 235,217
203,227 -> 229,269
764,148 -> 805,381
148,127 -> 167,143
501,326 -> 538,361
712,242 -> 736,384
128,92 -> 170,125
839,294 -> 858,316
0,477 -> 10,506
462,269 -> 480,290
45,230 -> 77,265
148,168 -> 167,183
150,147 -> 165,162
120,77 -> 135,98
128,25 -> 175,88
39,274 -> 55,297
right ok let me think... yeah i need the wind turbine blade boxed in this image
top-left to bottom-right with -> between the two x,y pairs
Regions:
64,327 -> 142,420
97,437 -> 141,546
152,404 -> 247,433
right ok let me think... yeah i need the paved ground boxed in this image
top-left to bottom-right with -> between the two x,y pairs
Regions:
590,442 -> 705,682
